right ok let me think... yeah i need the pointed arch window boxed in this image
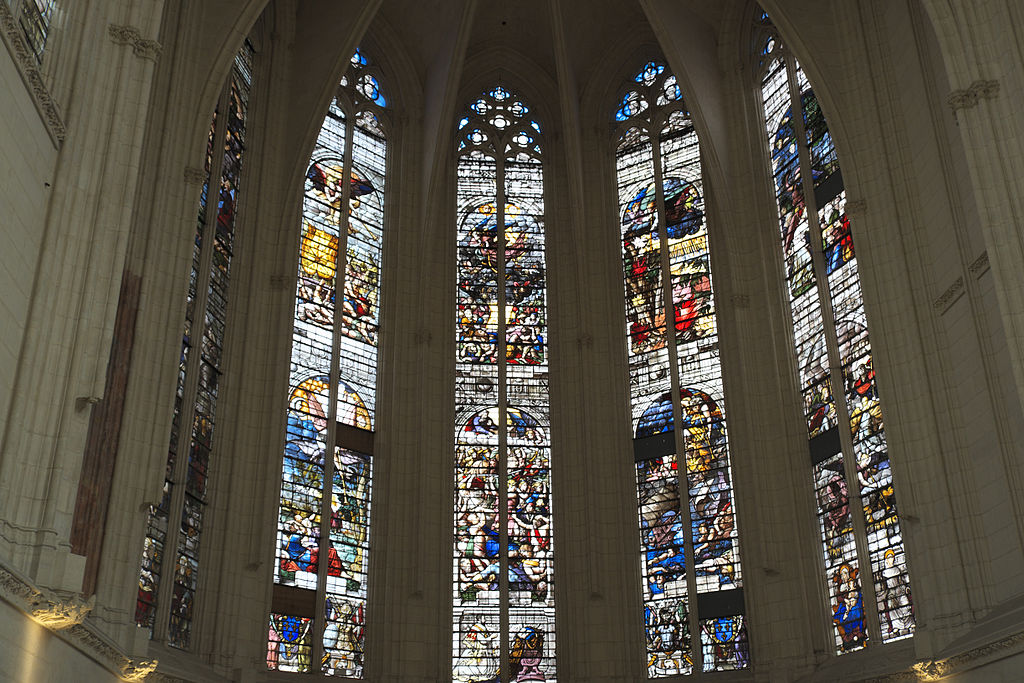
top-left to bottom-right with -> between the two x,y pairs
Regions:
266,48 -> 387,677
452,86 -> 556,682
614,60 -> 750,676
135,41 -> 256,649
754,10 -> 914,653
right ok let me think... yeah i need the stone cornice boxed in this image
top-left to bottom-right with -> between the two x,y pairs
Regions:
0,0 -> 65,145
948,79 -> 1000,112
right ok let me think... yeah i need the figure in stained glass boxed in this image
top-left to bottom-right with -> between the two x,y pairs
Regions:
831,564 -> 866,652
878,549 -> 913,637
324,596 -> 365,676
454,617 -> 500,683
509,626 -> 546,681
284,376 -> 329,488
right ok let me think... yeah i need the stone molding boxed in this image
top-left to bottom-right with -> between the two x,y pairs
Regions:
107,24 -> 162,62
0,560 -> 158,680
947,79 -> 1000,111
933,276 -> 964,313
968,251 -> 989,277
0,0 -> 65,144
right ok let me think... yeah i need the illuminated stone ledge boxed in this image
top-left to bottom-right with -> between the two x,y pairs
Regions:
0,561 -> 158,681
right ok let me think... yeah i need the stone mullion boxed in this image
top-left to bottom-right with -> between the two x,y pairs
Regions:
650,115 -> 702,673
314,105 -> 357,670
495,147 -> 510,683
784,55 -> 883,646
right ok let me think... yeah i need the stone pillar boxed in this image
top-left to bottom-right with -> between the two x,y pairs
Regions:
0,0 -> 164,593
923,0 -> 1024,422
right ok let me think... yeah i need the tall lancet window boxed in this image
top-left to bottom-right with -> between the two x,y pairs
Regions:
614,60 -> 749,676
453,86 -> 556,682
754,9 -> 915,653
267,49 -> 387,677
136,41 -> 255,650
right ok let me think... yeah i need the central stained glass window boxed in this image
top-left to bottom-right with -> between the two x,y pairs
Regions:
614,60 -> 749,676
452,85 -> 556,682
267,48 -> 387,677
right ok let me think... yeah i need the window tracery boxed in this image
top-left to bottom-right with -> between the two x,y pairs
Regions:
754,9 -> 914,653
453,85 -> 556,682
614,60 -> 749,676
267,48 -> 386,677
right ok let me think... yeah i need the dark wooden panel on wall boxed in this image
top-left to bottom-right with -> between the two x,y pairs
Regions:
71,270 -> 141,595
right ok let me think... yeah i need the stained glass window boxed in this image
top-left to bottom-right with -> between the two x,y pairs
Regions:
453,85 -> 555,683
6,0 -> 55,62
135,41 -> 255,650
267,49 -> 386,678
755,9 -> 914,653
615,60 -> 749,676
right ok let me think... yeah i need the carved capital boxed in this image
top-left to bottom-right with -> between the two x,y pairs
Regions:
183,166 -> 207,185
413,328 -> 433,346
576,333 -> 593,350
28,590 -> 95,629
948,79 -> 1000,112
947,88 -> 978,111
730,294 -> 750,308
107,24 -> 162,62
0,1 -> 65,143
970,79 -> 1000,101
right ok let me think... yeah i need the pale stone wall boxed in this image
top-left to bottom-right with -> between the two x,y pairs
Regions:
0,21 -> 58,460
0,601 -> 121,683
